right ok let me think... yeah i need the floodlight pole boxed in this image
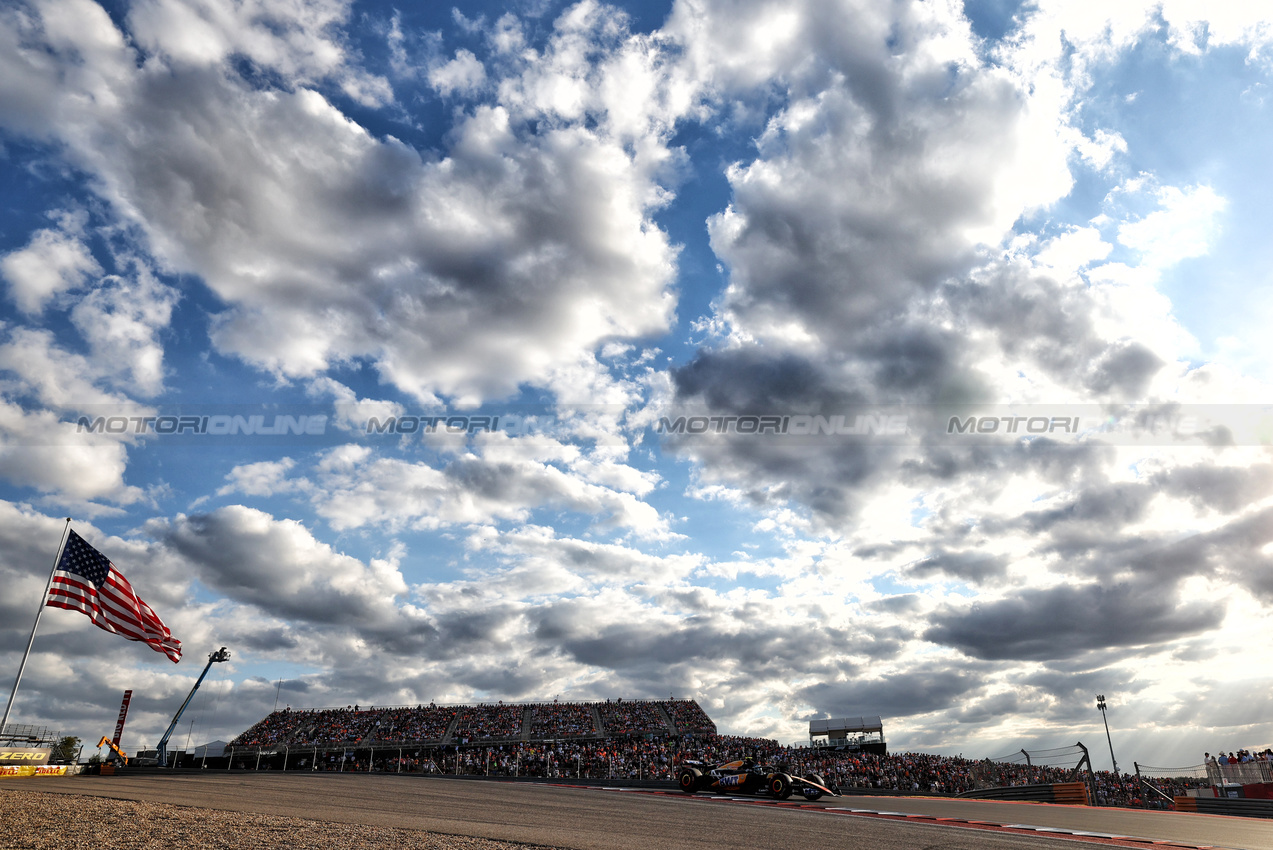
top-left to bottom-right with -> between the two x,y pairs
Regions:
1096,694 -> 1119,775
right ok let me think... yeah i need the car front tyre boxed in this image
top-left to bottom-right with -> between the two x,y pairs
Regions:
801,773 -> 826,801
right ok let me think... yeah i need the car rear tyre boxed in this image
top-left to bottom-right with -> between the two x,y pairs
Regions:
678,767 -> 702,794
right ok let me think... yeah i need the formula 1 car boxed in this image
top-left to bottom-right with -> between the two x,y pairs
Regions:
677,758 -> 840,800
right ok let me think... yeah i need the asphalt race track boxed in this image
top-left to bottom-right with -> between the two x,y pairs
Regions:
20,774 -> 1273,850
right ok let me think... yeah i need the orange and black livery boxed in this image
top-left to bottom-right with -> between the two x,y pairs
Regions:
678,757 -> 839,800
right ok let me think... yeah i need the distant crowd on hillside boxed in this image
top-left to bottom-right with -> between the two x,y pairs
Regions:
226,704 -> 1225,808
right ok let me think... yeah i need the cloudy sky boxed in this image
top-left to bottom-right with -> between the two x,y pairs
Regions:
3,0 -> 1273,770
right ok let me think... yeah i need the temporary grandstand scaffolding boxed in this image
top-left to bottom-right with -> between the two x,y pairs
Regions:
0,723 -> 80,763
977,743 -> 1098,804
1134,762 -> 1210,807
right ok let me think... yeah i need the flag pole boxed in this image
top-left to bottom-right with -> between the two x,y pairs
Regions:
2,518 -> 72,736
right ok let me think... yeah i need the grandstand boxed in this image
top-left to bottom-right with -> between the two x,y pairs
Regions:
229,698 -> 716,752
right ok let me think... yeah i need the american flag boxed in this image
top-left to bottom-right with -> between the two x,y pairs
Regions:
45,530 -> 182,663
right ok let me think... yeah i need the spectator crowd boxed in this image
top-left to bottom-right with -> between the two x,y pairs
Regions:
227,701 -> 1255,809
231,699 -> 718,748
231,730 -> 1216,807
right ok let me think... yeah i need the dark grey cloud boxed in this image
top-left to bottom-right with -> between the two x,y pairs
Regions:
1154,463 -> 1273,514
942,267 -> 1166,399
907,551 -> 1007,583
666,349 -> 905,523
674,349 -> 863,411
1085,342 -> 1165,397
900,438 -> 1114,488
226,626 -> 300,653
799,666 -> 986,720
153,508 -> 406,627
143,507 -> 548,662
1012,503 -> 1273,602
1018,482 -> 1156,535
949,690 -> 1026,725
1016,666 -> 1147,728
529,598 -> 911,693
867,594 -> 923,614
924,582 -> 1225,661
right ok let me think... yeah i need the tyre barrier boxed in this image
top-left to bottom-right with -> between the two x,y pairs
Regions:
958,782 -> 1089,805
1174,797 -> 1273,818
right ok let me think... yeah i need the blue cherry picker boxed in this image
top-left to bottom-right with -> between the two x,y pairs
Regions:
155,646 -> 230,767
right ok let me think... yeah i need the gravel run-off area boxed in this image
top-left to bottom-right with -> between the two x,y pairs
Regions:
0,786 -> 567,850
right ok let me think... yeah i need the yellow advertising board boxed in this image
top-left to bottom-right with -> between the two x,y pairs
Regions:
0,765 -> 69,778
0,766 -> 35,778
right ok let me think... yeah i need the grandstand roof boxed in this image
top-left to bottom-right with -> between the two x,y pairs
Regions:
809,716 -> 883,736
